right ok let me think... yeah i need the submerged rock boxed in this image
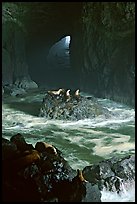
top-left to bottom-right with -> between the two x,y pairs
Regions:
39,89 -> 110,120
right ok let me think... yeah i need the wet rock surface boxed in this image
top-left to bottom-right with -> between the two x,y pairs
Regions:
3,77 -> 38,97
82,154 -> 135,193
3,133 -> 134,202
39,89 -> 110,120
2,134 -> 101,202
14,77 -> 38,90
81,2 -> 135,106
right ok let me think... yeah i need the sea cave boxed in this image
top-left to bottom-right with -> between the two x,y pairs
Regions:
2,2 -> 135,202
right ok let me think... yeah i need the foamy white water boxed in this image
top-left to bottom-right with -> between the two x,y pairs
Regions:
101,180 -> 135,202
2,91 -> 135,202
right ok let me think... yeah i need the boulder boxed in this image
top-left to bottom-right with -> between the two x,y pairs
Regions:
82,155 -> 135,193
14,77 -> 38,90
39,89 -> 110,120
10,87 -> 27,96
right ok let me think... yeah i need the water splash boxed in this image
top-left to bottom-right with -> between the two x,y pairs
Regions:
101,180 -> 135,202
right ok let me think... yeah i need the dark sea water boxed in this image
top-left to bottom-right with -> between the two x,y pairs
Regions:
2,89 -> 135,202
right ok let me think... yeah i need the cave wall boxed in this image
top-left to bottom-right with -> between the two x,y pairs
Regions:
2,2 -> 135,106
2,24 -> 29,85
75,2 -> 135,106
2,3 -> 29,85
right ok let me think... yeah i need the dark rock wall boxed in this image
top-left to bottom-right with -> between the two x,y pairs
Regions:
2,3 -> 29,85
79,2 -> 135,106
2,23 -> 14,84
2,25 -> 29,85
13,27 -> 28,80
69,19 -> 83,88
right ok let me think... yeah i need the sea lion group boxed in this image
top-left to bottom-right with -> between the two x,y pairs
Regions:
3,134 -> 88,202
47,88 -> 81,102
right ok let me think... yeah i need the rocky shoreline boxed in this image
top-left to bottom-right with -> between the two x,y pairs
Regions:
2,133 -> 134,202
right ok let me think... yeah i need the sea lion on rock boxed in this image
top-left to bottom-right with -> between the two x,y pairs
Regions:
47,88 -> 64,96
59,88 -> 66,96
10,133 -> 34,152
73,169 -> 87,183
11,150 -> 40,171
47,88 -> 65,101
74,89 -> 80,97
65,89 -> 71,102
35,142 -> 57,156
52,169 -> 86,202
74,89 -> 81,102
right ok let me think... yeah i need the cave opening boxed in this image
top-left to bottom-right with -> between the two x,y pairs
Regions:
45,35 -> 72,88
28,35 -> 77,90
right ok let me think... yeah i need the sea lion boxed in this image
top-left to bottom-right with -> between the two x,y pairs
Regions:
70,169 -> 87,202
10,133 -> 34,152
74,89 -> 81,101
74,89 -> 80,97
65,89 -> 71,102
73,169 -> 87,183
47,88 -> 64,96
11,150 -> 40,171
35,142 -> 57,156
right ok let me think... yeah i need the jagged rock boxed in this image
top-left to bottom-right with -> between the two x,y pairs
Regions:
3,83 -> 26,96
82,183 -> 101,202
82,154 -> 135,193
3,84 -> 13,94
10,87 -> 27,96
3,135 -> 134,202
39,89 -> 110,120
2,135 -> 101,202
3,77 -> 38,96
14,77 -> 38,90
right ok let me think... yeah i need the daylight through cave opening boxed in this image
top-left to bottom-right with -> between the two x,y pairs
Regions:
41,35 -> 73,89
47,35 -> 71,70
